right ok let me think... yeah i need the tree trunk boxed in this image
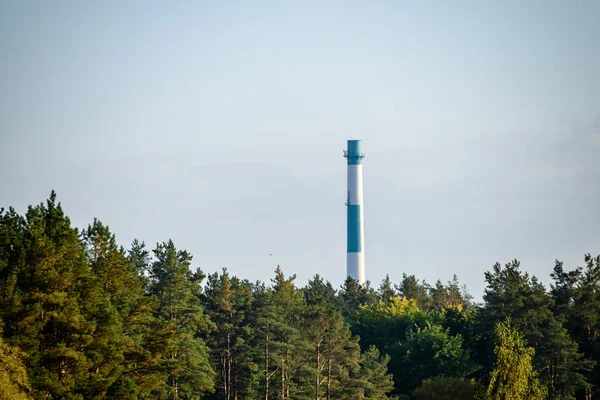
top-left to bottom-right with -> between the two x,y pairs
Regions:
315,342 -> 320,400
286,370 -> 290,399
281,355 -> 285,400
265,334 -> 269,400
222,355 -> 227,400
233,358 -> 238,400
173,376 -> 179,397
326,343 -> 332,400
227,332 -> 231,400
172,350 -> 178,397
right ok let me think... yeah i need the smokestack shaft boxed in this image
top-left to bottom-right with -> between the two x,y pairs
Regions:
345,140 -> 365,284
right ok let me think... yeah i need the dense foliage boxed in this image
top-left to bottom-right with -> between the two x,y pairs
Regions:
1,192 -> 599,399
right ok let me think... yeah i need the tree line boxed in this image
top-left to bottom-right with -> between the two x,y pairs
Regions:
0,192 -> 599,399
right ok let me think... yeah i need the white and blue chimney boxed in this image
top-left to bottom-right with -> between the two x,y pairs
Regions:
344,139 -> 365,285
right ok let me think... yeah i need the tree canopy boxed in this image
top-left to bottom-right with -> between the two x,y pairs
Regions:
1,192 -> 599,399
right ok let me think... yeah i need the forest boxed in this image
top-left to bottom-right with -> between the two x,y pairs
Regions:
0,192 -> 599,400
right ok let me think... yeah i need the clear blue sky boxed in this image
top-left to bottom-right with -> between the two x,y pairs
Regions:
1,1 -> 599,300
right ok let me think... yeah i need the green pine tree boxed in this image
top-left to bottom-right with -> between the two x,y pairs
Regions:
80,220 -> 162,398
203,268 -> 256,400
551,255 -> 600,399
378,275 -> 396,303
395,274 -> 431,309
346,345 -> 394,400
149,240 -> 215,398
477,260 -> 590,399
339,277 -> 378,317
1,192 -> 95,399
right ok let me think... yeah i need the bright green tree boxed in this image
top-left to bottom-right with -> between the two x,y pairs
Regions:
486,319 -> 546,400
350,296 -> 424,353
0,327 -> 31,400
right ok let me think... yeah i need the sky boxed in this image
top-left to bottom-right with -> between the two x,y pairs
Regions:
1,0 -> 599,301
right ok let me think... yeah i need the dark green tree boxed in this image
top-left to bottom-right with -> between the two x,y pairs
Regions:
338,277 -> 377,317
0,193 -> 95,399
149,240 -> 215,398
551,255 -> 600,399
305,303 -> 362,400
378,275 -> 396,303
395,273 -> 431,309
304,275 -> 370,399
128,238 -> 152,292
429,275 -> 472,311
478,260 -> 590,399
251,267 -> 308,399
203,268 -> 256,400
346,346 -> 394,400
81,220 -> 163,398
412,376 -> 480,400
304,274 -> 338,308
390,323 -> 476,394
269,267 -> 311,399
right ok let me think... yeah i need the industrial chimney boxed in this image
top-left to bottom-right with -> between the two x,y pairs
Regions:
343,140 -> 365,285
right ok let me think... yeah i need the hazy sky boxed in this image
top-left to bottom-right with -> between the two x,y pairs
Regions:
1,1 -> 599,300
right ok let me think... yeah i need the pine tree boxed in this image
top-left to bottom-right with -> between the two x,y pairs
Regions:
304,302 -> 363,400
203,268 -> 256,400
80,220 -> 162,398
324,314 -> 362,400
479,260 -> 590,398
269,267 -> 310,399
304,275 -> 338,308
128,238 -> 152,293
304,276 -> 369,400
339,277 -> 377,317
345,346 -> 393,400
149,240 -> 215,398
0,207 -> 27,319
395,273 -> 431,309
429,275 -> 470,311
378,275 -> 396,303
551,255 -> 600,399
1,192 -> 95,398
